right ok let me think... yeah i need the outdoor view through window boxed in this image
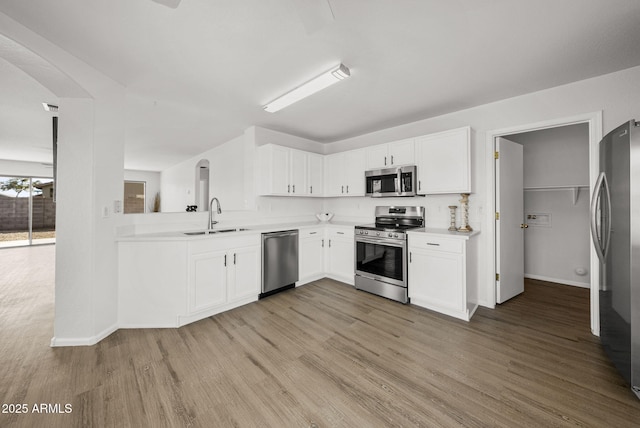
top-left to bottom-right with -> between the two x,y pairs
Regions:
0,176 -> 55,247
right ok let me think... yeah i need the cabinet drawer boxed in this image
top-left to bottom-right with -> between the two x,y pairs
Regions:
300,228 -> 323,239
409,236 -> 463,253
326,227 -> 354,238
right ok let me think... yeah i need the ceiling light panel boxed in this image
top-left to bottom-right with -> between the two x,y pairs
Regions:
263,64 -> 350,113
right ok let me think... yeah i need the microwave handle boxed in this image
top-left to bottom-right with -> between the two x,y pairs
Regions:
395,167 -> 403,193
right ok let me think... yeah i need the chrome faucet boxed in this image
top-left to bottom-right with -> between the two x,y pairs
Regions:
208,197 -> 222,229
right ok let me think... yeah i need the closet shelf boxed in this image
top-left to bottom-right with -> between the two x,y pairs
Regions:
523,185 -> 589,205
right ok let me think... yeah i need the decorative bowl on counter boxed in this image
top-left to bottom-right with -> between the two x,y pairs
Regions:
315,213 -> 334,222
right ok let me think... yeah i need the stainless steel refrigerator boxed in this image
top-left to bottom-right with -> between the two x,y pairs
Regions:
590,119 -> 640,399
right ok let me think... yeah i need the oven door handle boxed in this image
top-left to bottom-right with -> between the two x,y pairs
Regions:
355,235 -> 406,248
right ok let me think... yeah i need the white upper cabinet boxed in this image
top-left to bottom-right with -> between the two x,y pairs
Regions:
289,148 -> 307,195
365,138 -> 415,169
324,149 -> 366,196
257,144 -> 321,196
307,152 -> 324,196
415,126 -> 471,194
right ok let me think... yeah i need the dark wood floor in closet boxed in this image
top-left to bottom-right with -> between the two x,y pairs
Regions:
1,245 -> 639,427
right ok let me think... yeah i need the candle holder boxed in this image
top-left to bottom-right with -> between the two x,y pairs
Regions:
458,193 -> 473,232
448,205 -> 458,231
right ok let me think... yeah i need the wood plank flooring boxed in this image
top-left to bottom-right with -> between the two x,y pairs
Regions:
1,244 -> 639,427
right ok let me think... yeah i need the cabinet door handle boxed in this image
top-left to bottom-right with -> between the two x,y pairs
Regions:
427,243 -> 440,246
292,184 -> 295,193
310,231 -> 317,235
346,185 -> 349,193
410,252 -> 412,263
329,239 -> 332,247
384,156 -> 387,166
322,239 -> 324,247
234,253 -> 236,264
337,231 -> 344,235
224,254 -> 227,266
310,185 -> 313,194
419,180 -> 421,191
288,184 -> 291,193
341,185 -> 344,194
391,155 -> 394,164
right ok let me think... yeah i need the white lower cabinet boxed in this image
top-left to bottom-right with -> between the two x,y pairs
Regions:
118,234 -> 260,328
299,228 -> 325,285
228,246 -> 261,301
324,227 -> 355,285
187,236 -> 260,320
408,232 -> 478,321
189,249 -> 228,313
119,225 -> 356,329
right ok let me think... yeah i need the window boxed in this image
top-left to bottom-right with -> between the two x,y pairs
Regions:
124,181 -> 146,214
0,176 -> 55,247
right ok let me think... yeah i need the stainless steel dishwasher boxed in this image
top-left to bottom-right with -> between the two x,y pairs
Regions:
260,229 -> 299,298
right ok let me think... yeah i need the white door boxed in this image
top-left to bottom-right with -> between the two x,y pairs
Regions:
496,137 -> 525,303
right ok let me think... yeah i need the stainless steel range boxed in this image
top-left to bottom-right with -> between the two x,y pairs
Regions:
354,206 -> 425,303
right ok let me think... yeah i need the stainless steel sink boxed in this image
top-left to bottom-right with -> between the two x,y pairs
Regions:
183,228 -> 249,235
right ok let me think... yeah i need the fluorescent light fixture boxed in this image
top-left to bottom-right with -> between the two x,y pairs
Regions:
263,63 -> 350,113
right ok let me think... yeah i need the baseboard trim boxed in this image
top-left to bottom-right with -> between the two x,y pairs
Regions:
50,323 -> 118,347
525,274 -> 590,289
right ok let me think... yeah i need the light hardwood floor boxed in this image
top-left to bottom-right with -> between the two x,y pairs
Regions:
1,244 -> 639,427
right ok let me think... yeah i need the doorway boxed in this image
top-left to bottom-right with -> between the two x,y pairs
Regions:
505,124 -> 591,290
486,112 -> 602,335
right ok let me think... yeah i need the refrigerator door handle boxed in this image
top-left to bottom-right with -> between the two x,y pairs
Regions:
601,172 -> 612,259
590,172 -> 612,263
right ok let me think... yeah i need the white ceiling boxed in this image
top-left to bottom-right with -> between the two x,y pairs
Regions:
1,0 -> 640,171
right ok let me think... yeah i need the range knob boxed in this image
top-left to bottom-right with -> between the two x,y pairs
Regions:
364,231 -> 368,235
359,230 -> 364,234
376,232 -> 380,236
388,232 -> 393,237
394,233 -> 399,238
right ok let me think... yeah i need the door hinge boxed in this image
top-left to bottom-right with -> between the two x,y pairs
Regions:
495,212 -> 500,220
496,273 -> 500,281
494,151 -> 499,159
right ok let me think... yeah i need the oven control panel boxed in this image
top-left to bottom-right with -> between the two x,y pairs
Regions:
356,228 -> 406,241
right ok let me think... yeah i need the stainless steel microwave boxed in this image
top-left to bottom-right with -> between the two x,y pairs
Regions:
365,165 -> 418,197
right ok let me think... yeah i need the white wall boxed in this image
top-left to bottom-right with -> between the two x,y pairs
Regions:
0,159 -> 53,178
515,124 -> 590,188
160,134 -> 252,213
252,126 -> 324,153
523,190 -> 591,287
124,170 -> 160,212
325,65 -> 640,307
1,12 -> 126,346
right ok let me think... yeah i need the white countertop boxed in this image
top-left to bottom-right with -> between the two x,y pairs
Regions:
117,220 -> 359,242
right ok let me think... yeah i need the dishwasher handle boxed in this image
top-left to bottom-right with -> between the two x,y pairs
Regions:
262,230 -> 299,239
